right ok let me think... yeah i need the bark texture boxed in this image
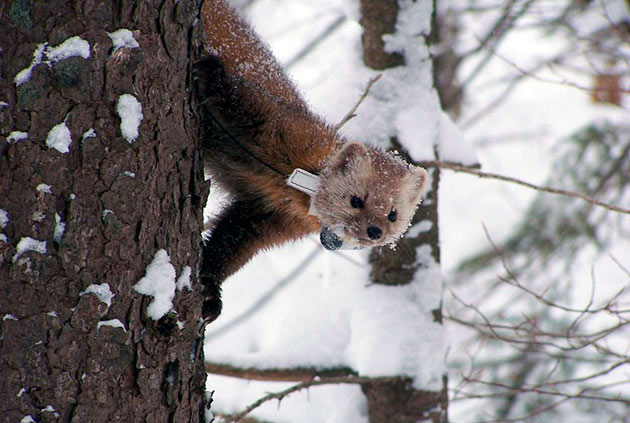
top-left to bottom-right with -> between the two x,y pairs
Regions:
361,0 -> 448,421
0,1 -> 209,422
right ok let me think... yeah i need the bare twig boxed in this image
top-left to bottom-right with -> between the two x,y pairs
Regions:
335,74 -> 383,130
420,161 -> 630,215
222,375 -> 401,423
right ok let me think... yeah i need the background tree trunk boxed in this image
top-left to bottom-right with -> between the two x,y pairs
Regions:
0,1 -> 209,422
361,0 -> 448,422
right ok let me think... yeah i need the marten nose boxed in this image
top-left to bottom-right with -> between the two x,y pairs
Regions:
367,226 -> 382,240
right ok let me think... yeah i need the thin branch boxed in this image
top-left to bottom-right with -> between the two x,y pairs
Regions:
335,74 -> 383,130
222,375 -> 401,423
205,362 -> 356,382
420,161 -> 630,215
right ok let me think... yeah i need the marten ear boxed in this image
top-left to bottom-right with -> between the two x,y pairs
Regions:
331,142 -> 369,173
405,166 -> 428,205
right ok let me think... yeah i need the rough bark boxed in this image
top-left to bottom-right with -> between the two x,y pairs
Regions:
361,0 -> 448,421
0,1 -> 209,422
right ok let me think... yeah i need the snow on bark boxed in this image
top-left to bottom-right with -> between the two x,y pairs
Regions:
14,36 -> 90,86
176,266 -> 192,291
80,283 -> 115,307
0,209 -> 8,229
45,121 -> 72,153
97,319 -> 127,332
134,249 -> 177,320
107,29 -> 140,52
116,94 -> 143,143
7,131 -> 28,144
13,237 -> 47,262
46,36 -> 90,63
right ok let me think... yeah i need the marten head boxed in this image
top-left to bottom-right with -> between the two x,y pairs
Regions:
313,142 -> 428,250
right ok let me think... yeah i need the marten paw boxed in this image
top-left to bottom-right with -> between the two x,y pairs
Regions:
200,278 -> 223,324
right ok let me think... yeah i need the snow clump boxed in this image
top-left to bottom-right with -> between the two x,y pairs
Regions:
7,131 -> 28,144
54,213 -> 65,244
14,36 -> 90,86
46,121 -> 72,153
176,266 -> 192,291
0,209 -> 8,229
97,319 -> 127,332
13,237 -> 47,262
107,29 -> 140,52
134,249 -> 177,320
36,183 -> 52,194
116,94 -> 143,143
80,283 -> 114,307
46,36 -> 91,63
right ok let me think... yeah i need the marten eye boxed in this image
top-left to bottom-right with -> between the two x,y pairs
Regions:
388,210 -> 397,222
350,196 -> 364,209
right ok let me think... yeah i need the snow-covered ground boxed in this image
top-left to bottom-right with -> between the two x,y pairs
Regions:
204,1 -> 629,421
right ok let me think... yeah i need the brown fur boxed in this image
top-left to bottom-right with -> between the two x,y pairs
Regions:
196,0 -> 427,321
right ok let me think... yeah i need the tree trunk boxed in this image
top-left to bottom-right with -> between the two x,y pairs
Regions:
0,1 -> 209,422
361,0 -> 448,422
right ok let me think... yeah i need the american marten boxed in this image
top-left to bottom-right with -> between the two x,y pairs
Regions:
196,0 -> 428,321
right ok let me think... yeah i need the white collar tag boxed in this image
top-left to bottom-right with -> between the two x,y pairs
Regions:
287,168 -> 320,197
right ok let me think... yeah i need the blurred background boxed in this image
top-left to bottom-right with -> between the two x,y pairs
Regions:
205,1 -> 630,422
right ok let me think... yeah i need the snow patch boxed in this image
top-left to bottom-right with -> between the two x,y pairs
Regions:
41,405 -> 60,418
17,388 -> 26,397
81,128 -> 97,141
116,94 -> 143,143
46,121 -> 72,153
7,131 -> 28,144
37,183 -> 52,194
102,209 -> 113,220
176,266 -> 192,291
14,43 -> 47,86
14,37 -> 90,86
107,29 -> 140,52
80,283 -> 114,307
97,319 -> 127,332
0,101 -> 8,107
123,171 -> 136,178
54,213 -> 65,244
3,314 -> 18,321
0,209 -> 8,229
32,211 -> 45,222
134,249 -> 177,320
20,416 -> 36,423
0,234 -> 7,243
47,36 -> 90,63
13,237 -> 47,262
